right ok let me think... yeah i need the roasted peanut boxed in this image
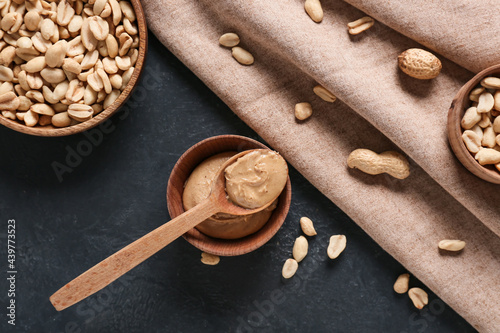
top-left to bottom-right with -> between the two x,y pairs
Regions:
30,103 -> 55,116
347,149 -> 410,179
461,107 -> 481,130
219,33 -> 240,47
475,148 -> 500,165
67,103 -> 93,121
398,48 -> 441,80
462,130 -> 482,153
327,235 -> 346,259
292,236 -> 308,262
200,252 -> 220,265
295,102 -> 312,120
304,0 -> 323,23
299,217 -> 317,236
393,273 -> 410,294
313,85 -> 336,103
347,16 -> 375,35
52,111 -> 72,127
0,92 -> 20,110
438,239 -> 466,252
231,46 -> 254,66
282,258 -> 298,279
408,288 -> 428,309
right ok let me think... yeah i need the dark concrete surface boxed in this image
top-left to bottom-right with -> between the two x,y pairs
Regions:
0,33 -> 476,333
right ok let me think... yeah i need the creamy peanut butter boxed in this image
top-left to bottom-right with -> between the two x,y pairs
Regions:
183,152 -> 278,239
224,150 -> 288,209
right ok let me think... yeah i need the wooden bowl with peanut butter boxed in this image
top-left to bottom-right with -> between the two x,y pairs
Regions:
166,135 -> 292,256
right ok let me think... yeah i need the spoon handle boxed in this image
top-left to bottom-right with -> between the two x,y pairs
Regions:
50,199 -> 218,311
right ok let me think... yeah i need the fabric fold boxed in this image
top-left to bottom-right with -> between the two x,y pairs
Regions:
142,0 -> 500,331
191,0 -> 500,239
342,0 -> 500,73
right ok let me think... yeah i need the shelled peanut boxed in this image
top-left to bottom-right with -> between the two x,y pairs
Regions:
0,0 -> 139,128
460,76 -> 500,172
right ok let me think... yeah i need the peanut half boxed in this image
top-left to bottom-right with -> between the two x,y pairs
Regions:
461,130 -> 482,154
304,0 -> 323,23
475,148 -> 500,165
393,273 -> 410,294
201,252 -> 220,265
347,16 -> 374,35
398,48 -> 441,80
461,107 -> 481,130
347,149 -> 410,179
231,46 -> 254,66
282,258 -> 298,279
438,239 -> 466,252
219,33 -> 240,48
292,236 -> 308,262
327,235 -> 346,259
299,217 -> 317,236
313,85 -> 336,103
408,288 -> 428,309
477,92 -> 494,113
295,102 -> 312,120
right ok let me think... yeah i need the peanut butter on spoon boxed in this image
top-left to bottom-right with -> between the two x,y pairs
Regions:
225,150 -> 288,209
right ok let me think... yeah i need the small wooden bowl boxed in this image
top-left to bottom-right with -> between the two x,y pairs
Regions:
447,64 -> 500,184
0,0 -> 148,137
166,135 -> 292,256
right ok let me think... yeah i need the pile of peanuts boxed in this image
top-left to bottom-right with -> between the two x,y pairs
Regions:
461,76 -> 500,171
0,0 -> 139,128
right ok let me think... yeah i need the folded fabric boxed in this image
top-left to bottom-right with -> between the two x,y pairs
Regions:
142,0 -> 500,331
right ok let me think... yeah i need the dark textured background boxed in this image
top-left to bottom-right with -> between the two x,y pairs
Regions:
0,34 -> 476,333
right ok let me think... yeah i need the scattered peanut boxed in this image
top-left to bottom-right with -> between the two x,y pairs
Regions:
393,273 -> 410,294
313,85 -> 336,103
438,239 -> 466,252
398,48 -> 442,80
292,236 -> 308,262
408,288 -> 428,309
0,0 -> 139,128
347,149 -> 410,179
299,217 -> 317,236
304,0 -> 323,23
327,235 -> 346,259
231,46 -> 254,66
200,252 -> 220,265
295,102 -> 312,120
219,33 -> 240,47
347,16 -> 374,35
282,258 -> 298,279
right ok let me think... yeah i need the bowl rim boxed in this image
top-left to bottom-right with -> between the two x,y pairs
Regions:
0,0 -> 148,137
166,134 -> 292,256
447,63 -> 500,184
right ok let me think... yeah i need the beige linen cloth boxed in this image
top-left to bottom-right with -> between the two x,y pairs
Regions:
142,0 -> 500,331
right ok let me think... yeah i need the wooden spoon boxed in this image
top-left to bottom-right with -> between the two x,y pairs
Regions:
50,149 -> 286,311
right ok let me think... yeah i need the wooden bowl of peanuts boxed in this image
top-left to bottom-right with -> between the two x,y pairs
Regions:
166,135 -> 292,256
0,0 -> 147,136
447,64 -> 500,184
